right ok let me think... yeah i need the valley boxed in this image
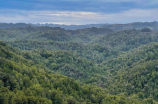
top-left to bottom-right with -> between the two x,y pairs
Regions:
0,22 -> 158,103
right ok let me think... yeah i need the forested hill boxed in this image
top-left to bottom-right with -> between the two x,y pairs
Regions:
0,26 -> 113,43
0,23 -> 31,29
93,29 -> 158,51
102,21 -> 158,31
1,26 -> 158,63
0,41 -> 153,104
103,43 -> 158,101
1,23 -> 158,103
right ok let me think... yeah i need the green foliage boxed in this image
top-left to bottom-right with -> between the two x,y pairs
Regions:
93,29 -> 158,51
102,43 -> 158,102
102,22 -> 158,31
1,24 -> 158,104
20,50 -> 107,84
141,27 -> 152,32
0,41 -> 146,104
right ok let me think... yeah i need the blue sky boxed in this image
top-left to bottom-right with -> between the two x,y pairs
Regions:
0,0 -> 158,24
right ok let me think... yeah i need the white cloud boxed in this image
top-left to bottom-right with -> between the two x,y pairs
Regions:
0,9 -> 158,24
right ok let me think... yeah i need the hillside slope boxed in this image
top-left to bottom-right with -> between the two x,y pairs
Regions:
1,41 -> 151,104
103,43 -> 158,101
93,29 -> 158,51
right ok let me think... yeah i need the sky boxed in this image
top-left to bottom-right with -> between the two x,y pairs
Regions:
0,0 -> 158,24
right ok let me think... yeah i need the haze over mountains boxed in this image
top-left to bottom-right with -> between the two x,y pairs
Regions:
1,21 -> 158,30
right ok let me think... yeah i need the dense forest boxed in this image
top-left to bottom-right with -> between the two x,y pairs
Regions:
1,22 -> 158,104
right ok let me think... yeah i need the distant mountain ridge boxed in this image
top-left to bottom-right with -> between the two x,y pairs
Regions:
0,22 -> 108,30
1,21 -> 158,30
102,21 -> 158,31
